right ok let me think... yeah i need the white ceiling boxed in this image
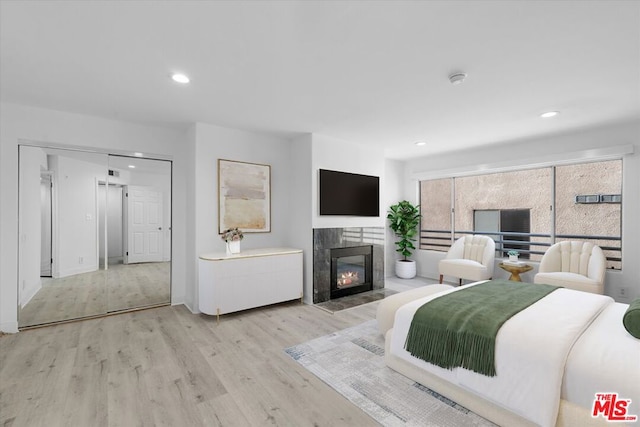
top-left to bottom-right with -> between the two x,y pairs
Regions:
1,1 -> 639,160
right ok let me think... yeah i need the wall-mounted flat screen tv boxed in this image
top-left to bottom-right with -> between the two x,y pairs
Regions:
319,169 -> 379,216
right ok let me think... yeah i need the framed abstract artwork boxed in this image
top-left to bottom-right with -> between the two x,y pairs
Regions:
218,159 -> 271,233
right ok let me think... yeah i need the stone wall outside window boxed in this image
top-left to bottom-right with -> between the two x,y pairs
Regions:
420,159 -> 621,269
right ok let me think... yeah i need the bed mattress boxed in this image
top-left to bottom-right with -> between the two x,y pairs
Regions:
389,282 -> 617,427
562,302 -> 640,409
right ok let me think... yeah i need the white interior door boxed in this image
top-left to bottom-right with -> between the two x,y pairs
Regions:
124,185 -> 164,264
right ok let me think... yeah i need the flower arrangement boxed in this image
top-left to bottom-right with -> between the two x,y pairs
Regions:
220,227 -> 243,242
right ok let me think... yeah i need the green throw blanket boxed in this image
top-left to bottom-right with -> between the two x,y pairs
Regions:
405,280 -> 560,377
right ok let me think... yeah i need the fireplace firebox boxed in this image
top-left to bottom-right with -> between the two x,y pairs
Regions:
312,227 -> 384,303
330,245 -> 373,299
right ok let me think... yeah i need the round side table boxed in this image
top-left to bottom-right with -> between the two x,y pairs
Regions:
498,262 -> 533,282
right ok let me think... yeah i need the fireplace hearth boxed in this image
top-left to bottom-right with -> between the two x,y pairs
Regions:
313,227 -> 384,303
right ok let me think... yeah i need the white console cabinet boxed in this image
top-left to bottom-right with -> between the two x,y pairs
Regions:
198,247 -> 303,318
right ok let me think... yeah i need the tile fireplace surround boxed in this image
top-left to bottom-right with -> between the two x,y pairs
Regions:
313,227 -> 384,303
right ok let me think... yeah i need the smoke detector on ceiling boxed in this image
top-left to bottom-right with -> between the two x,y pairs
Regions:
449,73 -> 467,85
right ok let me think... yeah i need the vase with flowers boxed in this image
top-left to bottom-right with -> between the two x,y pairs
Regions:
221,227 -> 243,255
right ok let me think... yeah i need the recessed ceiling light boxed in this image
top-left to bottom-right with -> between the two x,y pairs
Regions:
133,152 -> 143,157
128,165 -> 136,169
171,73 -> 190,84
415,141 -> 426,146
540,111 -> 559,118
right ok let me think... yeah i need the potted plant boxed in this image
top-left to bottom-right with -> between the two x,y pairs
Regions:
221,227 -> 243,255
387,200 -> 421,279
507,250 -> 519,263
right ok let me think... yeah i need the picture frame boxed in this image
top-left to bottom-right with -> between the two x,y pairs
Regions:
218,159 -> 271,233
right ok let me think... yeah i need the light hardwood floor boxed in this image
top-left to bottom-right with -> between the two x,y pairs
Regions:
2,299 -> 384,426
19,262 -> 171,328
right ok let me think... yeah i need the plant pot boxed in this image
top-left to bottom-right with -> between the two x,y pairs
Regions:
509,255 -> 519,262
395,259 -> 417,279
226,240 -> 241,255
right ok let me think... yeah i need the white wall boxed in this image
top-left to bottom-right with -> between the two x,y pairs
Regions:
0,103 -> 187,332
190,122 -> 294,312
405,120 -> 640,302
55,154 -> 104,277
17,146 -> 47,307
384,158 -> 406,276
184,124 -> 197,311
311,134 -> 386,229
289,134 -> 314,303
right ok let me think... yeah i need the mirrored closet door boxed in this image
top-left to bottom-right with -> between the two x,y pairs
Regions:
18,146 -> 172,328
104,155 -> 172,313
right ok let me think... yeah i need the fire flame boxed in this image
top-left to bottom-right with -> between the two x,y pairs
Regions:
337,271 -> 359,288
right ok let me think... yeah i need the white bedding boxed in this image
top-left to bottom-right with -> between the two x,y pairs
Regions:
390,282 -> 613,427
562,302 -> 640,409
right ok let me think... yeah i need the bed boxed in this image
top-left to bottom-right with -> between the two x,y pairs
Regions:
382,281 -> 640,427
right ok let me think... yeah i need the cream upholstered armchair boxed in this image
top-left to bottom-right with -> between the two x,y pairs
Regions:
439,235 -> 495,286
534,241 -> 606,294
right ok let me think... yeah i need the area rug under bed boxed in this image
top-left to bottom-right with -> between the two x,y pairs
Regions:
285,319 -> 497,427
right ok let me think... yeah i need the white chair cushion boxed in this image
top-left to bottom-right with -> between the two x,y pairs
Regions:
439,259 -> 491,282
535,241 -> 607,294
556,241 -> 594,276
376,284 -> 453,334
461,236 -> 491,263
439,235 -> 495,283
534,272 -> 602,294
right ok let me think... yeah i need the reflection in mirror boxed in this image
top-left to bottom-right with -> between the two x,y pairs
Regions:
18,146 -> 108,327
105,155 -> 171,312
18,146 -> 172,329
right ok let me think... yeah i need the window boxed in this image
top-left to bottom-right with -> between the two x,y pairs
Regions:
453,168 -> 551,261
555,160 -> 622,269
419,159 -> 622,269
474,209 -> 531,259
419,178 -> 451,251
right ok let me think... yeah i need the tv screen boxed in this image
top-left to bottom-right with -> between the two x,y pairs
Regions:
319,169 -> 379,216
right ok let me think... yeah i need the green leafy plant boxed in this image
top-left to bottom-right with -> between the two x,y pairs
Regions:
507,250 -> 519,257
387,201 -> 421,260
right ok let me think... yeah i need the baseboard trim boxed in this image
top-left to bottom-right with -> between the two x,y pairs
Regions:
0,321 -> 19,334
20,280 -> 41,308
